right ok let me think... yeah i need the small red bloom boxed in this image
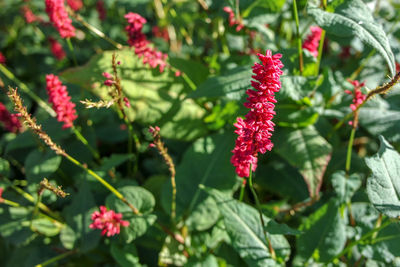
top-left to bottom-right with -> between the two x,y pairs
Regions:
89,206 -> 130,237
0,188 -> 3,203
396,62 -> 400,73
174,70 -> 181,77
152,26 -> 169,41
0,102 -> 22,133
345,80 -> 366,111
67,0 -> 83,11
21,5 -> 40,23
223,6 -> 244,32
124,12 -> 168,72
102,72 -> 112,79
96,1 -> 107,21
46,74 -> 78,129
231,50 -> 283,177
302,26 -> 322,57
49,37 -> 66,60
0,52 -> 6,65
123,97 -> 130,108
104,79 -> 114,86
45,0 -> 76,38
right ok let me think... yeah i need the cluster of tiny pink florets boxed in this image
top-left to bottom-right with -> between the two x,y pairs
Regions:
302,26 -> 322,57
46,74 -> 78,129
231,50 -> 284,177
45,0 -> 76,38
49,37 -> 66,60
345,80 -> 366,112
0,102 -> 22,133
89,206 -> 130,237
21,5 -> 41,24
124,12 -> 168,72
223,7 -> 244,32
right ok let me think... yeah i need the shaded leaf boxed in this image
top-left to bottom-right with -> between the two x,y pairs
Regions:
366,136 -> 400,218
24,150 -> 62,183
274,126 -> 332,198
331,171 -> 362,203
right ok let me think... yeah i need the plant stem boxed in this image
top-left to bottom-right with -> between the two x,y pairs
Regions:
67,8 -> 123,49
72,126 -> 100,161
35,250 -> 76,267
63,153 -> 140,214
1,198 -> 20,207
66,38 -> 78,66
345,127 -> 356,174
239,178 -> 246,201
293,0 -> 303,75
30,193 -> 42,229
248,165 -> 276,260
0,64 -> 56,117
314,29 -> 325,76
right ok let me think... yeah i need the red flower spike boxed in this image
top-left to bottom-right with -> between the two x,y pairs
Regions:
302,26 -> 322,57
223,6 -> 244,32
347,80 -> 366,112
231,50 -> 284,178
45,74 -> 78,129
96,1 -> 106,21
0,102 -> 22,133
124,12 -> 168,73
0,188 -> 3,203
49,37 -> 66,60
45,0 -> 76,38
0,52 -> 6,65
89,206 -> 129,237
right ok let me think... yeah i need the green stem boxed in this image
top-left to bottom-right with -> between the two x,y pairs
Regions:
72,127 -> 100,161
0,64 -> 56,117
248,165 -> 276,260
345,127 -> 356,174
334,219 -> 393,260
293,0 -> 303,75
349,50 -> 375,81
1,198 -> 20,207
63,153 -> 140,214
239,179 -> 246,202
66,38 -> 78,66
30,193 -> 42,229
35,250 -> 76,267
314,29 -> 326,76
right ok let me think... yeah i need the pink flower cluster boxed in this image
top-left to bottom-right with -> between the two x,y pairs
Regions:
302,26 -> 322,57
152,26 -> 169,41
67,0 -> 83,11
231,50 -> 283,177
21,5 -> 41,24
45,0 -> 76,38
46,74 -> 77,129
0,52 -> 5,65
49,37 -> 66,60
345,80 -> 366,111
89,206 -> 130,237
124,12 -> 168,72
96,1 -> 106,21
0,102 -> 21,133
223,7 -> 244,32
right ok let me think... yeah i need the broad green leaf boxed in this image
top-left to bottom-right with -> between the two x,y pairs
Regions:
98,154 -> 134,172
297,198 -> 346,263
366,136 -> 400,218
307,0 -> 396,75
61,50 -> 206,141
24,149 -> 62,183
359,105 -> 400,143
331,171 -> 362,203
188,66 -> 252,100
204,186 -> 290,266
274,126 -> 332,198
0,158 -> 10,177
186,254 -> 219,267
110,242 -> 141,267
159,235 -> 188,266
161,132 -> 236,221
265,220 -> 302,235
275,104 -> 319,128
106,186 -> 156,243
31,218 -> 61,237
185,196 -> 220,231
60,225 -> 76,250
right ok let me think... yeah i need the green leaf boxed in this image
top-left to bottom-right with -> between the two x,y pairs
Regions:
61,50 -> 206,141
185,196 -> 220,231
188,66 -> 252,100
98,154 -> 134,172
110,242 -> 141,267
162,132 -> 236,221
159,235 -> 188,266
331,171 -> 362,203
274,126 -> 332,198
106,186 -> 156,243
296,198 -> 346,263
60,225 -> 76,250
0,157 -> 10,177
307,0 -> 396,75
365,136 -> 400,218
186,254 -> 219,267
24,150 -> 62,183
275,104 -> 319,128
265,220 -> 302,235
203,186 -> 290,266
31,218 -> 61,237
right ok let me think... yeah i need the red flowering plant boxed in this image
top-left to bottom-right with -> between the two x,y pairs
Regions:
0,1 -> 400,266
